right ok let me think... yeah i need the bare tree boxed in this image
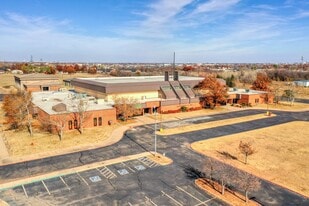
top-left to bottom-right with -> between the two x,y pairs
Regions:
71,99 -> 89,134
2,90 -> 33,136
239,141 -> 256,164
235,171 -> 261,203
271,83 -> 281,104
203,158 -> 215,182
204,159 -> 238,195
283,83 -> 296,106
239,71 -> 255,86
23,92 -> 33,136
216,163 -> 239,195
49,115 -> 67,141
113,96 -> 142,121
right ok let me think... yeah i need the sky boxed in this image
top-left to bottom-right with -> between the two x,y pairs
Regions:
0,0 -> 308,63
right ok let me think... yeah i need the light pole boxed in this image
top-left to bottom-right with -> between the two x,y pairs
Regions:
154,107 -> 157,155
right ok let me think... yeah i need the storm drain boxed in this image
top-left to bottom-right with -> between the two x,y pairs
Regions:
89,176 -> 102,183
117,169 -> 129,175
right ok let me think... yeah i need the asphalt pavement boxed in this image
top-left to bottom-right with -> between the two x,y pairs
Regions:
0,109 -> 308,205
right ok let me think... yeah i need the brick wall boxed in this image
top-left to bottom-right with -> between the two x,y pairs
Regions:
36,107 -> 117,134
160,102 -> 201,113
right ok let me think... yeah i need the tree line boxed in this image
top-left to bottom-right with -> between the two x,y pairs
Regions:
5,63 -> 98,74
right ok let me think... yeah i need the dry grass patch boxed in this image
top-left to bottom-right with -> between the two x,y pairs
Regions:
148,107 -> 228,122
253,102 -> 309,111
3,125 -> 118,157
191,121 -> 309,197
57,73 -> 107,80
148,153 -> 173,165
0,74 -> 14,87
160,114 -> 273,136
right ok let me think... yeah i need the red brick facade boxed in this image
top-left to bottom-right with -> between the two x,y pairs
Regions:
25,85 -> 61,92
227,93 -> 274,105
160,102 -> 202,113
36,106 -> 116,133
14,74 -> 62,92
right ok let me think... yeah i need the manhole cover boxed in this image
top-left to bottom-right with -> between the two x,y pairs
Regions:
134,165 -> 146,171
117,169 -> 129,175
89,175 -> 102,182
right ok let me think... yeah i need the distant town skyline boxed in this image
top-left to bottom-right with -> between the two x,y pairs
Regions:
0,0 -> 308,63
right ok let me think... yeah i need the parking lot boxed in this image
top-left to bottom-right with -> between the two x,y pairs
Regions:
0,156 -> 223,205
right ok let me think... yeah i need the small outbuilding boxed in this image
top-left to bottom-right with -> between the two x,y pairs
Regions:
14,74 -> 62,92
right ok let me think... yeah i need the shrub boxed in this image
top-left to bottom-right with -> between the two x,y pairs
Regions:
181,106 -> 188,112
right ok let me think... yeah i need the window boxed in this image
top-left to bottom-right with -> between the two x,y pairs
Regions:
93,118 -> 97,126
74,120 -> 78,129
98,117 -> 102,126
68,120 -> 73,130
255,98 -> 259,103
42,86 -> 49,91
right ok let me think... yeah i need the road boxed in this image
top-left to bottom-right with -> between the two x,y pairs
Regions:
0,109 -> 308,205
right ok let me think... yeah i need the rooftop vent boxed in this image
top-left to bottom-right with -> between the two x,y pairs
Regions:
164,71 -> 169,81
173,71 -> 179,81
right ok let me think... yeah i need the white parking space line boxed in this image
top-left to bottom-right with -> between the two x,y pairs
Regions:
60,176 -> 70,191
21,184 -> 28,198
77,172 -> 89,186
41,180 -> 51,195
145,196 -> 158,206
176,186 -> 206,206
96,167 -> 117,179
121,162 -> 135,173
194,197 -> 216,206
138,157 -> 159,168
128,202 -> 133,206
161,191 -> 183,206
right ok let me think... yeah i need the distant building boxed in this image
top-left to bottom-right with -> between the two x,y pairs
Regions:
31,91 -> 116,133
227,88 -> 273,105
294,80 -> 309,87
70,73 -> 204,114
11,70 -> 23,74
14,74 -> 62,92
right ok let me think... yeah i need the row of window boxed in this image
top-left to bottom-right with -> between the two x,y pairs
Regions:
68,120 -> 78,130
68,117 -> 103,130
93,117 -> 103,126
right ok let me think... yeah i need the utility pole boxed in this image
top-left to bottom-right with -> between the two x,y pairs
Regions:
173,52 -> 175,78
301,56 -> 304,64
154,107 -> 157,155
